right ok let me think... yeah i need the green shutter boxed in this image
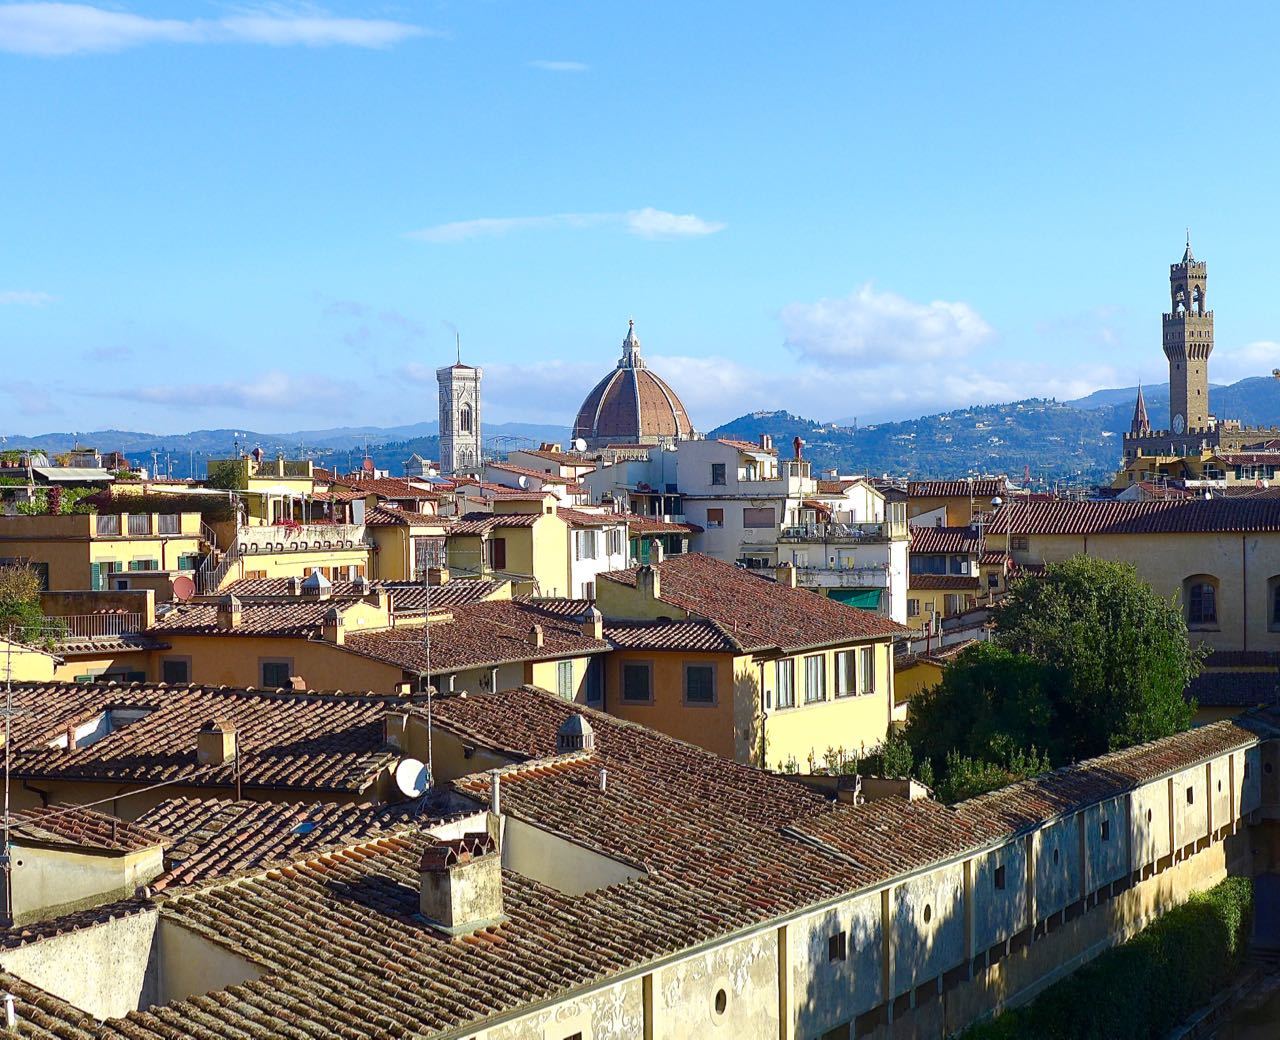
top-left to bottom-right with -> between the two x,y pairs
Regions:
828,588 -> 882,610
90,562 -> 102,591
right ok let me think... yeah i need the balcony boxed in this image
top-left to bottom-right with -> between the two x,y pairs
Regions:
796,565 -> 891,589
779,521 -> 891,544
43,612 -> 145,642
236,523 -> 372,556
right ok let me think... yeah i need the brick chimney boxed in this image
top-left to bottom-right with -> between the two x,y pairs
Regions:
216,595 -> 242,630
580,606 -> 603,640
197,719 -> 237,766
775,562 -> 797,588
636,564 -> 661,602
419,832 -> 505,936
287,576 -> 303,596
528,624 -> 544,649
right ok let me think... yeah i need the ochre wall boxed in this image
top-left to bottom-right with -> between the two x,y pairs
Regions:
153,634 -> 405,691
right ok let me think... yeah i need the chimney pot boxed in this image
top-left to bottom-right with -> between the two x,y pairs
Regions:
775,562 -> 797,588
580,606 -> 604,640
489,769 -> 501,815
528,624 -> 544,648
418,832 -> 504,936
216,595 -> 242,630
197,718 -> 237,766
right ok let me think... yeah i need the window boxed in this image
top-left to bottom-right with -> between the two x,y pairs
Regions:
585,658 -> 603,705
859,646 -> 876,695
128,559 -> 160,572
828,930 -> 847,962
177,553 -> 201,571
943,593 -> 962,615
804,654 -> 826,703
459,404 -> 472,433
126,514 -> 152,536
486,537 -> 507,571
988,572 -> 1000,590
606,528 -> 623,556
157,514 -> 180,535
1184,575 -> 1218,627
743,507 -> 775,529
710,463 -> 726,486
1100,819 -> 1111,841
576,530 -> 598,561
835,651 -> 856,697
160,657 -> 190,684
260,659 -> 293,688
684,663 -> 716,704
706,507 -> 725,529
775,658 -> 796,709
1186,786 -> 1195,805
556,660 -> 574,700
907,598 -> 920,618
1011,536 -> 1029,551
621,662 -> 652,703
1270,577 -> 1280,631
994,865 -> 1006,890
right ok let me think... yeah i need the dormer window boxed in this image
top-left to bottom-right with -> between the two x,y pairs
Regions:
48,707 -> 154,750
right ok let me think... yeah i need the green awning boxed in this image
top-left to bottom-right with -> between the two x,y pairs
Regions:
827,588 -> 882,610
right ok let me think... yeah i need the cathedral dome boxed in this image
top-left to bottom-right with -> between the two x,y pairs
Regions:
572,321 -> 695,448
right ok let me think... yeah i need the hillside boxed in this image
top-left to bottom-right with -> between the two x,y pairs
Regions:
709,376 -> 1280,483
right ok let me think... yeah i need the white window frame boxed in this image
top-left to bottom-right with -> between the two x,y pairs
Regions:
775,658 -> 795,709
804,654 -> 826,703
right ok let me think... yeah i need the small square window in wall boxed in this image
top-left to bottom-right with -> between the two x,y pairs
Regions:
1186,786 -> 1195,805
621,662 -> 652,703
684,663 -> 716,705
1101,819 -> 1111,842
993,865 -> 1006,890
260,660 -> 293,688
161,657 -> 191,685
828,930 -> 847,962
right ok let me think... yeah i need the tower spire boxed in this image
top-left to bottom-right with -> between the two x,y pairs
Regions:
1131,382 -> 1151,436
456,332 -> 461,366
1183,228 -> 1194,263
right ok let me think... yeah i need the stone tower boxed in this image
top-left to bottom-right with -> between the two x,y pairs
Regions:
1162,235 -> 1213,435
437,357 -> 482,477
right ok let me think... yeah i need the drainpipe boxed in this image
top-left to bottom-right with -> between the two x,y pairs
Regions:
1242,535 -> 1248,652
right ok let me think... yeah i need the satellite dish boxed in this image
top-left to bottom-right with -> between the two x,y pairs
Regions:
393,757 -> 430,799
517,475 -> 529,489
172,574 -> 196,602
573,438 -> 587,452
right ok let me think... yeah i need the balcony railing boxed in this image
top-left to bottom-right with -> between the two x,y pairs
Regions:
43,613 -> 144,641
779,522 -> 890,543
127,514 -> 152,536
95,514 -> 121,536
237,523 -> 372,556
796,565 -> 891,588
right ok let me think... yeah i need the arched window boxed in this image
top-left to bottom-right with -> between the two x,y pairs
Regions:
1174,287 -> 1186,314
459,404 -> 472,434
1192,286 -> 1204,315
1184,574 -> 1219,628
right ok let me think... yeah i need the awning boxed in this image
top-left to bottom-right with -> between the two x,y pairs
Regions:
828,588 -> 882,610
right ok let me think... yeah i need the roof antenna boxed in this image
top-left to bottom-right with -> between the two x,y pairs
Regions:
456,332 -> 461,366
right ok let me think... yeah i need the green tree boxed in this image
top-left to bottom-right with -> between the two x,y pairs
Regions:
994,555 -> 1200,756
0,564 -> 47,643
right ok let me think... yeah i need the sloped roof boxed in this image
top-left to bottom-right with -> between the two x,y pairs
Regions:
987,498 -> 1280,536
12,806 -> 169,854
447,511 -> 543,536
909,525 -> 982,554
600,553 -> 907,651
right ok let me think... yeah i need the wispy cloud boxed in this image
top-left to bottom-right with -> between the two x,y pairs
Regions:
81,344 -> 132,362
0,289 -> 54,306
406,208 -> 726,244
0,3 -> 431,56
91,371 -> 346,411
528,59 -> 587,72
781,283 -> 993,366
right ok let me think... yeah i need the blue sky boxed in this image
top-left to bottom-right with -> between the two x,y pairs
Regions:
5,1 -> 1280,436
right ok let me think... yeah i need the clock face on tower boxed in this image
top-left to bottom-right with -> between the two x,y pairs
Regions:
1173,414 -> 1185,434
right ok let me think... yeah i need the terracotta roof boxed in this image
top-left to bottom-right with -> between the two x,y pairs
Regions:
515,448 -> 596,466
716,438 -> 775,454
381,580 -> 509,611
1187,671 -> 1280,708
6,682 -> 400,794
556,507 -> 626,528
1214,453 -> 1280,466
447,511 -> 543,536
364,504 -> 443,527
909,525 -> 982,554
908,574 -> 981,591
601,553 -> 907,651
151,600 -> 341,638
485,461 -> 572,484
333,476 -> 440,499
816,478 -> 863,494
12,806 -> 169,853
624,515 -> 702,535
908,479 -> 1007,498
307,487 -> 365,502
605,618 -> 738,651
988,498 -> 1280,536
342,599 -> 609,674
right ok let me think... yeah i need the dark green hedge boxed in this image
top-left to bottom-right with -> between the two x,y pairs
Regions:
962,876 -> 1253,1040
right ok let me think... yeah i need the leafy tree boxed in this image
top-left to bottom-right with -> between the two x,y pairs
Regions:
934,747 -> 1052,804
0,565 -> 47,643
206,460 -> 247,491
994,555 -> 1200,756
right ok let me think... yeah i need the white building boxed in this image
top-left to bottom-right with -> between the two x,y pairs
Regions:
436,361 -> 482,477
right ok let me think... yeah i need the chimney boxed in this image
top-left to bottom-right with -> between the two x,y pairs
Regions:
286,576 -> 303,596
419,832 -> 505,936
216,595 -> 242,630
428,567 -> 449,586
489,769 -> 501,815
63,723 -> 77,753
636,563 -> 661,601
354,576 -> 372,595
760,433 -> 772,451
323,606 -> 345,645
289,676 -> 307,691
528,624 -> 544,649
556,713 -> 596,754
197,719 -> 237,766
300,568 -> 332,600
775,562 -> 797,588
650,540 -> 665,565
384,707 -> 409,750
581,606 -> 604,640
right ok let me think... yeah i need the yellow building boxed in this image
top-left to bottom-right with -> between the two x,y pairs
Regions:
900,478 -> 1011,528
0,510 -> 206,591
596,553 -> 906,769
892,639 -> 979,715
446,502 -> 571,596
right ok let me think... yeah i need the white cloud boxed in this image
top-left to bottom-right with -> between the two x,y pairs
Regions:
0,3 -> 428,56
1210,340 -> 1280,383
0,289 -> 54,306
406,208 -> 726,244
528,59 -> 587,72
780,283 -> 993,365
93,371 -> 346,411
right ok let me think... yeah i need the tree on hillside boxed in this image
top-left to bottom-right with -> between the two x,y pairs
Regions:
993,555 -> 1200,756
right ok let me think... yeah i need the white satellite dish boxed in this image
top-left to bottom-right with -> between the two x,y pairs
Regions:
393,757 -> 430,799
517,475 -> 530,489
573,437 -> 587,452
